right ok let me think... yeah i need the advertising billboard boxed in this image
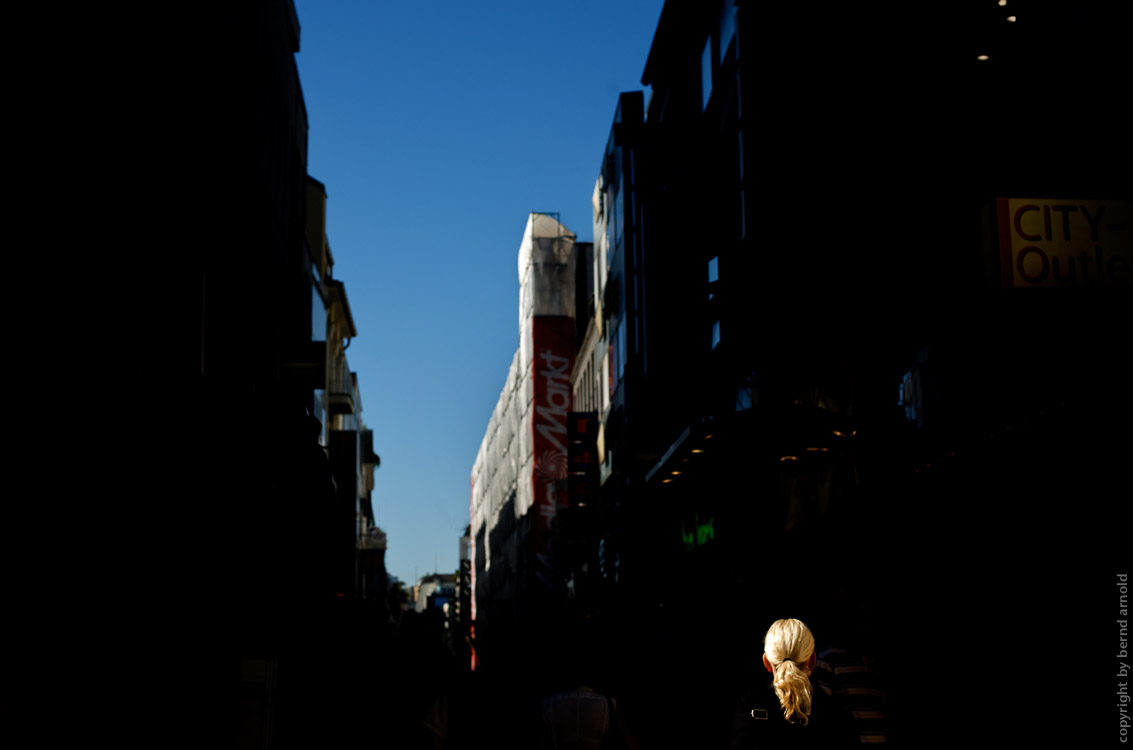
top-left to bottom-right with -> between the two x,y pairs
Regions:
997,198 -> 1132,288
531,315 -> 575,593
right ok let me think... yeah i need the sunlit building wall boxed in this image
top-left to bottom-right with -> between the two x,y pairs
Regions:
470,213 -> 577,644
305,174 -> 384,602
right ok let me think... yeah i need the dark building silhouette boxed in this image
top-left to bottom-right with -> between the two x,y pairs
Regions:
101,1 -> 1126,746
633,2 -> 1127,747
103,2 -> 392,747
470,2 -> 1129,748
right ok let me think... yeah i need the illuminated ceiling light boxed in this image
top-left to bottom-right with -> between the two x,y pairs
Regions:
832,430 -> 844,437
671,470 -> 682,476
978,55 -> 990,61
806,447 -> 829,452
998,0 -> 1006,5
780,455 -> 799,462
662,478 -> 673,483
704,434 -> 715,439
691,449 -> 705,454
1007,15 -> 1016,21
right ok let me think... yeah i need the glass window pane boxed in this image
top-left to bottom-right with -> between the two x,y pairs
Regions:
720,3 -> 736,63
311,278 -> 326,342
701,37 -> 712,110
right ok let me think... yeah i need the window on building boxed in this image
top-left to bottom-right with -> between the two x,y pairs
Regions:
736,370 -> 757,411
607,183 -> 618,269
614,170 -> 625,251
600,350 -> 610,409
709,257 -> 721,352
312,277 -> 327,342
719,1 -> 736,63
313,389 -> 326,446
901,368 -> 922,427
609,324 -> 622,395
617,317 -> 627,381
591,358 -> 599,414
701,37 -> 713,111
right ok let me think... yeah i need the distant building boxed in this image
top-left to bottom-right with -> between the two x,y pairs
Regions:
573,92 -> 646,610
455,527 -> 473,668
414,573 -> 457,614
470,213 -> 578,655
357,429 -> 387,602
308,177 -> 385,601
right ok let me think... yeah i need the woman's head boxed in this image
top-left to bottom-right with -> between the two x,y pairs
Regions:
762,618 -> 816,725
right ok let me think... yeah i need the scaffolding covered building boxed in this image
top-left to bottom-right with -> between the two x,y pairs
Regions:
470,213 -> 578,661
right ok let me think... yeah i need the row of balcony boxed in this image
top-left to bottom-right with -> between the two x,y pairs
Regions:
283,341 -> 358,418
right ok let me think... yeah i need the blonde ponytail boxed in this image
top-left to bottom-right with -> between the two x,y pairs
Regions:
764,619 -> 816,725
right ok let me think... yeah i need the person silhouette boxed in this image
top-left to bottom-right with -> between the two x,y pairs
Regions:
729,618 -> 856,749
536,631 -> 639,750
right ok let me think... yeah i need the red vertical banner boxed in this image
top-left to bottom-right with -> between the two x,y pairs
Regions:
531,315 -> 575,592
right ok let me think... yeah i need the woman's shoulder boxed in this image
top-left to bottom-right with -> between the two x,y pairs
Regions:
729,683 -> 856,750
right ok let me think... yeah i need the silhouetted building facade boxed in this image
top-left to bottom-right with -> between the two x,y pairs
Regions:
307,177 -> 385,603
454,527 -> 473,668
145,2 -> 390,746
357,428 -> 387,602
453,2 -> 1127,745
569,2 -> 1131,748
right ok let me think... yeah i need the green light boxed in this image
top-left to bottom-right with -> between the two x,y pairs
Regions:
681,513 -> 716,552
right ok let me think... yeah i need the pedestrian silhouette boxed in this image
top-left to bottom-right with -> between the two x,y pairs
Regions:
729,618 -> 856,749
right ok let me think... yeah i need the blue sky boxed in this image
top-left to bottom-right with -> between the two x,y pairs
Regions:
292,0 -> 667,587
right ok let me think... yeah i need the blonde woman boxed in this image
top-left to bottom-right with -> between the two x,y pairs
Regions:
728,618 -> 856,749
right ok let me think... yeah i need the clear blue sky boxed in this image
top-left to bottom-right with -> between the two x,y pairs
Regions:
292,0 -> 666,588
